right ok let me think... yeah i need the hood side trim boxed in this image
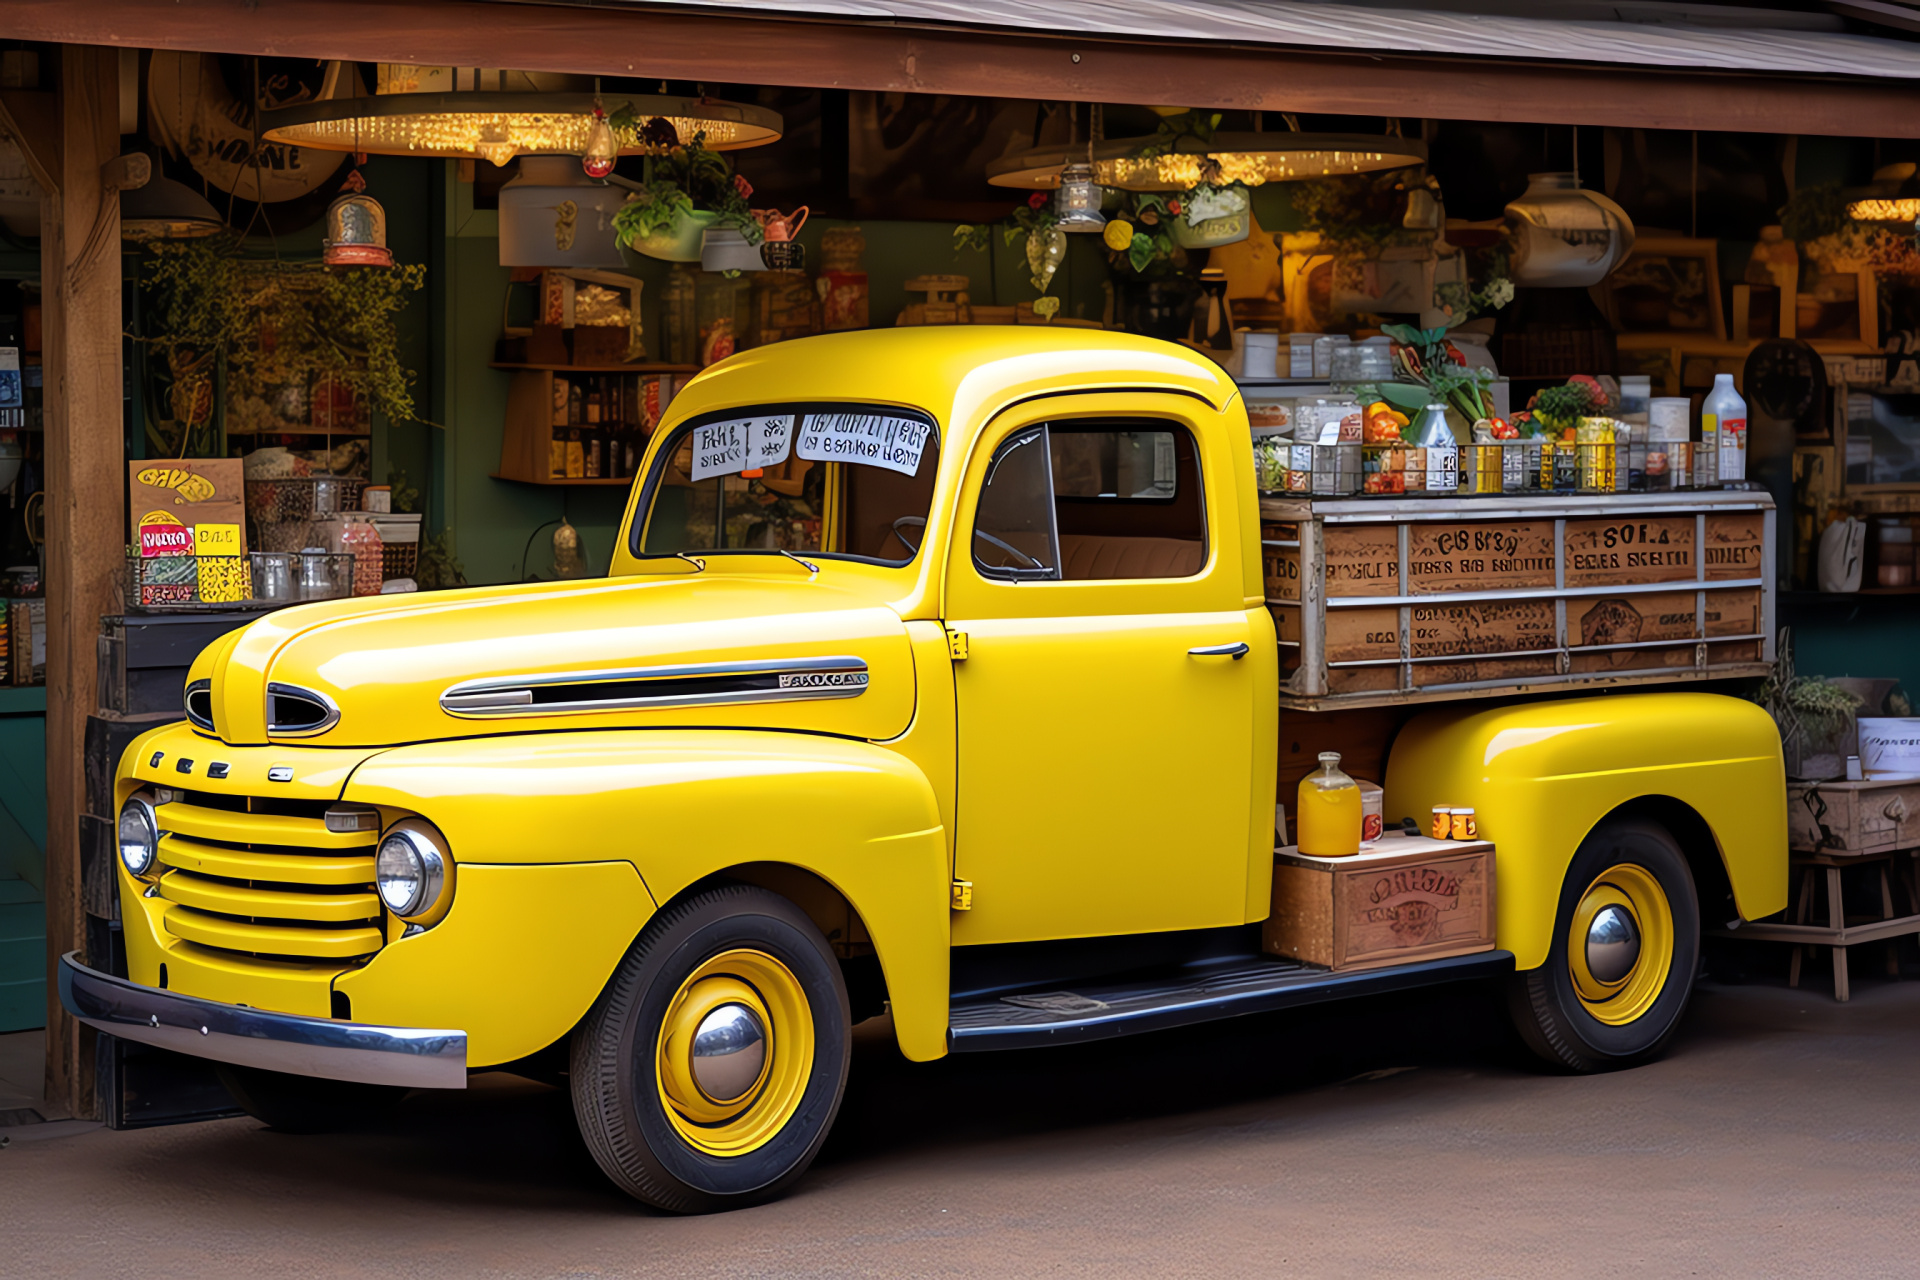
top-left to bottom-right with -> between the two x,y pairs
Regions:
440,656 -> 871,719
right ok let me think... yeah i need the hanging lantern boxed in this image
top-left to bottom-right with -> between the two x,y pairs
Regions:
322,169 -> 393,267
1054,163 -> 1107,233
581,102 -> 618,179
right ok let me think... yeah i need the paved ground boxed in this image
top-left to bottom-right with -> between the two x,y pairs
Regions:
4,954 -> 1920,1277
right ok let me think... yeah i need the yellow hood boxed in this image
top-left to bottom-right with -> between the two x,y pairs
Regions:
192,571 -> 916,748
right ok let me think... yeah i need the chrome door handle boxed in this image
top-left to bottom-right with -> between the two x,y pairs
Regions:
1188,642 -> 1250,660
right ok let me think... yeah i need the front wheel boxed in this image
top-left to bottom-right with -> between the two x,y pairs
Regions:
1509,819 -> 1700,1073
570,884 -> 851,1213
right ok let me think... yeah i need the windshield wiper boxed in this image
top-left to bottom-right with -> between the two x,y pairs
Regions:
775,548 -> 820,574
673,552 -> 707,572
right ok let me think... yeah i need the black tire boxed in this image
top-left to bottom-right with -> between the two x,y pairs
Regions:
570,884 -> 851,1213
216,1063 -> 407,1133
1508,819 -> 1700,1073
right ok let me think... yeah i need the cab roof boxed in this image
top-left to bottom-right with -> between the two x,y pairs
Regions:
664,326 -> 1240,432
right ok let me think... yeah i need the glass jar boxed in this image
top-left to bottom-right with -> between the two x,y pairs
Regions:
695,271 -> 752,366
1296,751 -> 1361,857
662,265 -> 699,365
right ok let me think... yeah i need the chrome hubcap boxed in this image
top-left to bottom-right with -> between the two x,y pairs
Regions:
689,1002 -> 767,1103
1585,903 -> 1641,985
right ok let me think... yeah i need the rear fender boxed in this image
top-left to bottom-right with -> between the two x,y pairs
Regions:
341,729 -> 950,1062
1383,692 -> 1787,971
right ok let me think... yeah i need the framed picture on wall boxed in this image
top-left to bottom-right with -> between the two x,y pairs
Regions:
1596,236 -> 1726,340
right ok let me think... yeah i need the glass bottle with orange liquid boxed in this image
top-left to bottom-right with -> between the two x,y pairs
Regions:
1296,751 -> 1362,857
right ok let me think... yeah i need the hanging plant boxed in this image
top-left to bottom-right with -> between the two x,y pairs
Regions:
1103,192 -> 1185,276
612,131 -> 763,248
953,194 -> 1068,294
140,236 -> 428,429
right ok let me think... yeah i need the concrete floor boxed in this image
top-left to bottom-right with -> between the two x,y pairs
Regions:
4,965 -> 1920,1277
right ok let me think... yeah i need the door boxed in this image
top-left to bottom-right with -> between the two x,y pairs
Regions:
946,400 -> 1262,945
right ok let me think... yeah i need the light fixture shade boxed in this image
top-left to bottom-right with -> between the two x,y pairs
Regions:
498,156 -> 625,268
990,133 -> 1427,192
1848,198 -> 1920,224
1054,162 -> 1107,232
120,174 -> 226,241
261,92 -> 782,164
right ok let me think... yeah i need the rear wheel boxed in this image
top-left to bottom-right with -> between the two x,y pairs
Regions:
571,884 -> 851,1213
1509,819 -> 1700,1072
216,1064 -> 406,1133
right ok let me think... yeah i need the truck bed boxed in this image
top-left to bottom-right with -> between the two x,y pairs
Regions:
1262,489 -> 1776,712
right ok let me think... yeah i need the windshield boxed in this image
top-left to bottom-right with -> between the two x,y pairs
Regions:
633,403 -> 941,567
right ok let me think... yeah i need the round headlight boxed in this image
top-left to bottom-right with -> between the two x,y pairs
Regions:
118,797 -> 159,877
376,825 -> 447,919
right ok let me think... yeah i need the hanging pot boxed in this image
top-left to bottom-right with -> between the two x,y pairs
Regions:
1504,172 -> 1635,288
700,226 -> 766,273
620,207 -> 720,263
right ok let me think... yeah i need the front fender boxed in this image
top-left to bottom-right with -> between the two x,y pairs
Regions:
341,729 -> 950,1061
1384,692 -> 1787,971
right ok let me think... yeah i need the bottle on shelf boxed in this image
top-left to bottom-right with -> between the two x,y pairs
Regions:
1703,372 -> 1748,487
1296,751 -> 1362,858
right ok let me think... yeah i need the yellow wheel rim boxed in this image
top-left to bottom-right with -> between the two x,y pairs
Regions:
655,948 -> 814,1157
1568,863 -> 1674,1026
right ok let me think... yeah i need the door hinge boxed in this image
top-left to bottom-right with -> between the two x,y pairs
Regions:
945,628 -> 969,660
950,878 -> 974,911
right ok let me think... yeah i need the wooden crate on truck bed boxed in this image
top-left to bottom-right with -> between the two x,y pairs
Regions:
1261,490 -> 1775,710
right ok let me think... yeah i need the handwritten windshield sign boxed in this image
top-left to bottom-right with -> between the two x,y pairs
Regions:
797,413 -> 933,476
690,415 -> 794,481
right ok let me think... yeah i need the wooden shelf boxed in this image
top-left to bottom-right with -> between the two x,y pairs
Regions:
489,362 -> 698,374
490,472 -> 636,487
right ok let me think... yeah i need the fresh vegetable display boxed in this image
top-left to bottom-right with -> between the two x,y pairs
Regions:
1353,316 -> 1498,431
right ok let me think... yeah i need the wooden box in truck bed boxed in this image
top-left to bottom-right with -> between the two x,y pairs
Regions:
1261,490 -> 1776,711
1265,836 -> 1497,972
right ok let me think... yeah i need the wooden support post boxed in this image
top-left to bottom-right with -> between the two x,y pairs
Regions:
39,44 -> 122,1119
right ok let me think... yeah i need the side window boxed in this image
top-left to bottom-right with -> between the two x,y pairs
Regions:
973,428 -> 1062,580
971,420 -> 1208,584
1051,423 -> 1206,581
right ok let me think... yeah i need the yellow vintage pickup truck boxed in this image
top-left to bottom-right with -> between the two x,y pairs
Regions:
65,327 -> 1785,1212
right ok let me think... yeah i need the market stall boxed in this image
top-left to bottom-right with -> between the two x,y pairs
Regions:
7,0 -> 1920,1116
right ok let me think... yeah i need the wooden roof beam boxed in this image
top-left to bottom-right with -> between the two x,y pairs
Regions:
4,0 -> 1920,138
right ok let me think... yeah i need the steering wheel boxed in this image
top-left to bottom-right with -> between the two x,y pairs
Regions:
973,528 -> 1046,570
890,516 -> 1046,571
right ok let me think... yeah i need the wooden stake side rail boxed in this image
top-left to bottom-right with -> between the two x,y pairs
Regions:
1259,491 -> 1777,711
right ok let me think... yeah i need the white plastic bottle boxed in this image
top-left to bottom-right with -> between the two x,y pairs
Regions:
1702,373 -> 1748,486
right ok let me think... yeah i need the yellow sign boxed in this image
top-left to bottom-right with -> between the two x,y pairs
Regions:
193,523 -> 242,557
135,467 -> 218,504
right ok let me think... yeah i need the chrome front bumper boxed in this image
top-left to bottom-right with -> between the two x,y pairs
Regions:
58,953 -> 467,1090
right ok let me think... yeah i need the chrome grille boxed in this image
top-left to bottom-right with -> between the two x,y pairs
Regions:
152,794 -> 384,963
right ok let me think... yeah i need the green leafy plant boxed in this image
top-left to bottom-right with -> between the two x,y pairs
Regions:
1778,183 -> 1851,245
1105,191 -> 1185,276
612,132 -> 762,247
140,237 -> 428,431
1529,377 -> 1610,433
954,194 -> 1059,254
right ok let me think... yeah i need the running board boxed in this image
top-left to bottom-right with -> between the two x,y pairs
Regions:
947,950 -> 1515,1052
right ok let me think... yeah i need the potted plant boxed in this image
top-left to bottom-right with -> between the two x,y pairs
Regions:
613,131 -> 762,264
